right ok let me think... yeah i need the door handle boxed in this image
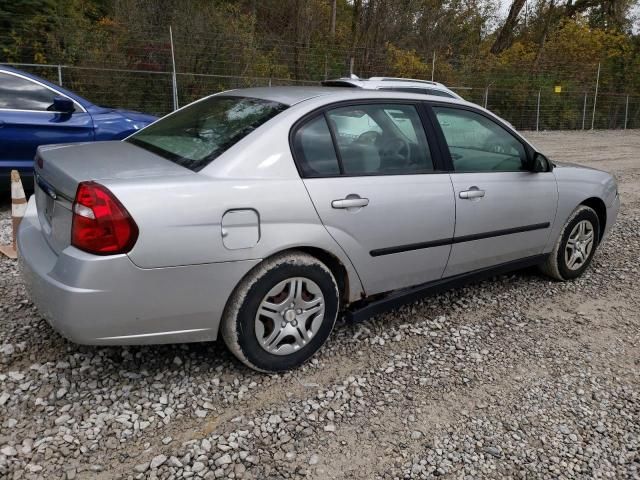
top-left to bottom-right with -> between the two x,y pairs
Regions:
459,187 -> 485,199
332,195 -> 369,209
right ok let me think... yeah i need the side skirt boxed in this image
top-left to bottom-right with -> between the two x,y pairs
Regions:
344,254 -> 549,324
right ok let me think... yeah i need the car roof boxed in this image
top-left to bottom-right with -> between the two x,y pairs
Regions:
222,86 -> 468,107
320,77 -> 463,100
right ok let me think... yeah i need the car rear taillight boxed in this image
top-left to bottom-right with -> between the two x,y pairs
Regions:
71,182 -> 138,255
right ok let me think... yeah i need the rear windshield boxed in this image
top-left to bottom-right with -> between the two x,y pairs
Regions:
127,96 -> 288,171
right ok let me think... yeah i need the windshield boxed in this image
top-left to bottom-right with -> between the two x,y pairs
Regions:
127,96 -> 288,171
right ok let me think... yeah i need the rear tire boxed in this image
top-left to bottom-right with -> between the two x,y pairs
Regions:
221,251 -> 339,372
540,205 -> 600,281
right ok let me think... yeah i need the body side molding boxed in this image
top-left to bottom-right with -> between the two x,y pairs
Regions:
370,222 -> 550,257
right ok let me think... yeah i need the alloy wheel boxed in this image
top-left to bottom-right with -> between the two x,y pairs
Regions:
564,219 -> 595,271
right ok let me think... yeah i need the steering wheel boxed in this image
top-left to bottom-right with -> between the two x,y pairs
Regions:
356,130 -> 381,145
380,137 -> 411,166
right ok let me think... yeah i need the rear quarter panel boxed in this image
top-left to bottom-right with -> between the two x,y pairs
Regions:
103,174 -> 365,302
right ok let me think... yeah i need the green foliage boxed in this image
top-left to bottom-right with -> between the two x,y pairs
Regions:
0,0 -> 56,62
1,0 -> 638,123
385,44 -> 430,79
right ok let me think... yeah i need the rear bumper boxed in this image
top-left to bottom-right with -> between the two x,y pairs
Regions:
17,197 -> 260,345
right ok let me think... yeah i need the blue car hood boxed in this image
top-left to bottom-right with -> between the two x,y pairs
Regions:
89,105 -> 158,124
113,109 -> 158,124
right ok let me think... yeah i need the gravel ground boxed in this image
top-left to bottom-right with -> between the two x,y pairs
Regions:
0,130 -> 638,479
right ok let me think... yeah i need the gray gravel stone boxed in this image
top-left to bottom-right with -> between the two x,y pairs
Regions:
0,132 -> 639,480
150,454 -> 167,469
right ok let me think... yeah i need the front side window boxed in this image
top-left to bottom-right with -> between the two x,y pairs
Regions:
127,96 -> 287,171
326,104 -> 433,175
0,71 -> 59,111
433,107 -> 527,172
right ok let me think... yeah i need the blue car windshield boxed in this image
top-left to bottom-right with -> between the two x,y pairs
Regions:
127,96 -> 288,171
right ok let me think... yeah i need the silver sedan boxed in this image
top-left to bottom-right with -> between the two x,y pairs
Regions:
18,87 -> 620,372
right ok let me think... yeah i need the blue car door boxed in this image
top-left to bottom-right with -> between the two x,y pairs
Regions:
0,70 -> 94,178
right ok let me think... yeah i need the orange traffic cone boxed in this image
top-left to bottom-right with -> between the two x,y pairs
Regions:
0,170 -> 27,259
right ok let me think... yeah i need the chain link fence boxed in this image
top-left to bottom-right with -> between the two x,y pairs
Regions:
454,87 -> 640,130
3,61 -> 638,131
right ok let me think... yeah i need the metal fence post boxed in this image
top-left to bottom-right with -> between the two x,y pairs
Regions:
324,54 -> 328,81
582,93 -> 587,130
57,65 -> 63,86
484,87 -> 488,109
536,90 -> 541,131
169,26 -> 179,111
624,95 -> 629,130
591,62 -> 600,130
431,51 -> 435,82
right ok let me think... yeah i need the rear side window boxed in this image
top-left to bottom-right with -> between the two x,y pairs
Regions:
293,116 -> 341,177
127,96 -> 288,171
0,71 -> 58,111
327,104 -> 433,175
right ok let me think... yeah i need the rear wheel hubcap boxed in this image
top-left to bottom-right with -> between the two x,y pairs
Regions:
255,277 -> 325,356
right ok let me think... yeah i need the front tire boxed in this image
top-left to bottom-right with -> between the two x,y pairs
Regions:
221,251 -> 339,372
540,205 -> 600,281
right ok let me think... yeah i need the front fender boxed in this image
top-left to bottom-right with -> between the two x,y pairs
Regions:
545,165 -> 618,252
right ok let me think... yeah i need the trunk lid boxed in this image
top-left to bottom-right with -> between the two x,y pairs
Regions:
34,141 -> 191,254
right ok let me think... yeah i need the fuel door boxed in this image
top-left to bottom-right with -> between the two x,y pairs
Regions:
221,209 -> 260,250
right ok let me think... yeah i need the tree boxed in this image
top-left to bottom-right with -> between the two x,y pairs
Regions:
491,0 -> 527,54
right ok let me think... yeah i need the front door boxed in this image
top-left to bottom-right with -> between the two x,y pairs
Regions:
293,102 -> 456,295
429,105 -> 558,277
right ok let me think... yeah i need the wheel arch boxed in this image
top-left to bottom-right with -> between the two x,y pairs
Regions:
278,246 -> 352,307
580,197 -> 606,242
222,246 -> 360,322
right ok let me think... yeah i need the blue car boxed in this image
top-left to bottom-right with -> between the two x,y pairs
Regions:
0,66 -> 157,188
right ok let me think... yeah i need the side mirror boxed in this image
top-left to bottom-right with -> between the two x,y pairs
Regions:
531,152 -> 552,172
50,96 -> 75,114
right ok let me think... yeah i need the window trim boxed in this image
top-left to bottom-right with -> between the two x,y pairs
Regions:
424,101 -> 541,173
289,99 -> 447,179
323,111 -> 345,175
0,69 -> 87,113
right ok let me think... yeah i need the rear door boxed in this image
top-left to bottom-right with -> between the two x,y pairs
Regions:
0,70 -> 94,176
428,104 -> 558,277
293,101 -> 456,295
